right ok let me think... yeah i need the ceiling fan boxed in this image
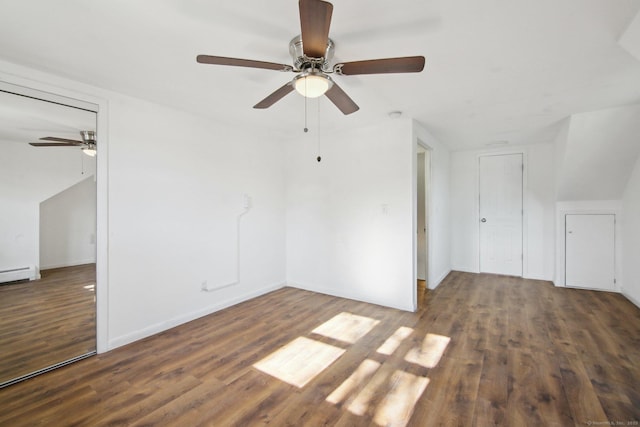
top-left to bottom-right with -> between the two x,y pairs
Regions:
29,130 -> 97,156
196,0 -> 425,115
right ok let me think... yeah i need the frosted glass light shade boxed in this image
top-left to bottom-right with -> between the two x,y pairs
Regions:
295,74 -> 332,98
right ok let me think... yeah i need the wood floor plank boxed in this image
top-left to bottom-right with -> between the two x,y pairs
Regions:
0,264 -> 96,386
1,272 -> 639,426
556,351 -> 609,424
473,349 -> 508,426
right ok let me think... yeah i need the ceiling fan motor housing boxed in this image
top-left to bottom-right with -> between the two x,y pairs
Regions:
80,130 -> 96,144
289,35 -> 335,72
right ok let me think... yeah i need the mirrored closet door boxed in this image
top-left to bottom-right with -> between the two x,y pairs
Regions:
0,88 -> 97,387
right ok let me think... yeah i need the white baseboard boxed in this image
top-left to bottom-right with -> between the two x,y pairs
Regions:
40,259 -> 96,270
107,281 -> 286,351
429,269 -> 452,290
622,289 -> 640,309
287,281 -> 414,312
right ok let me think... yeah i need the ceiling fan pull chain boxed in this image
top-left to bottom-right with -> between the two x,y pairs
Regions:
80,151 -> 85,175
304,78 -> 309,133
317,98 -> 322,162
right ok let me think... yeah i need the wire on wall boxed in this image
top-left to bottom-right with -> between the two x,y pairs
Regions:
201,194 -> 251,292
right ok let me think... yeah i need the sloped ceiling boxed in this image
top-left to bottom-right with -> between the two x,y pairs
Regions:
557,104 -> 640,201
619,6 -> 640,61
0,0 -> 639,150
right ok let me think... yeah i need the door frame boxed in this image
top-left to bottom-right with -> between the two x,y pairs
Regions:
476,150 -> 527,277
412,139 -> 432,310
416,148 -> 429,281
0,72 -> 109,354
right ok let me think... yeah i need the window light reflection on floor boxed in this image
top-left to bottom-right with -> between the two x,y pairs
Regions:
253,336 -> 345,388
404,333 -> 451,369
253,315 -> 447,426
346,365 -> 390,417
312,312 -> 380,344
326,359 -> 381,405
377,326 -> 414,355
373,370 -> 430,427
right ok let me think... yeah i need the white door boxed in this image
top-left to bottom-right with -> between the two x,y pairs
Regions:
565,214 -> 615,290
479,154 -> 523,276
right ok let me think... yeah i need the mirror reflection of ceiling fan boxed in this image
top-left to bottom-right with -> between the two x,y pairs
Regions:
29,130 -> 97,157
196,0 -> 425,115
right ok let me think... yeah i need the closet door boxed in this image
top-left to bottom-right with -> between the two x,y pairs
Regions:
565,214 -> 615,290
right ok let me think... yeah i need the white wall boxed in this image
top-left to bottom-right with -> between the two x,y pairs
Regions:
106,94 -> 287,347
286,118 -> 416,311
285,118 -> 452,311
413,121 -> 452,289
1,60 -> 287,351
40,176 -> 97,269
450,143 -> 555,280
621,156 -> 640,306
0,137 -> 96,274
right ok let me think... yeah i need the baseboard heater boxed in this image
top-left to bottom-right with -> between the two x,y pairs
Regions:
0,266 -> 36,284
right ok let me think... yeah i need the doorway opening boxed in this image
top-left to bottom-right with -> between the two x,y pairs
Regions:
416,142 -> 430,308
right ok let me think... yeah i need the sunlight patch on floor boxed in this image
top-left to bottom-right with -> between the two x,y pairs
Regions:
312,312 -> 380,344
373,370 -> 430,427
376,326 -> 414,355
404,333 -> 450,369
345,367 -> 391,416
326,359 -> 381,405
253,337 -> 345,388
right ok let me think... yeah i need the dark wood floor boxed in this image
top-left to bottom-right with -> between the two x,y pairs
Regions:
0,264 -> 96,386
0,271 -> 639,426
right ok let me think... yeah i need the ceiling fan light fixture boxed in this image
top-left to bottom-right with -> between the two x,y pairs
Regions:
294,71 -> 333,98
82,144 -> 97,157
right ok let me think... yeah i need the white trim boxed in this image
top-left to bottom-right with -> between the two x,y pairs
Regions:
432,269 -> 452,288
109,282 -> 286,349
0,71 -> 110,354
622,289 -> 640,309
40,260 -> 97,271
289,281 -> 414,312
412,138 -> 434,311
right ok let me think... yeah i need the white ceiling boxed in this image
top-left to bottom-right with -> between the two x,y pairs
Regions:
0,0 -> 639,150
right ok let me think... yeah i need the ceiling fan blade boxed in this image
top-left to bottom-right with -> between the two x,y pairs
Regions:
299,0 -> 333,58
30,142 -> 82,147
40,136 -> 83,144
325,83 -> 359,115
336,56 -> 425,75
253,83 -> 295,109
196,55 -> 293,72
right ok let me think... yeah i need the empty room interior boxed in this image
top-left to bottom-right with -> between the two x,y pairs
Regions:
1,0 -> 640,425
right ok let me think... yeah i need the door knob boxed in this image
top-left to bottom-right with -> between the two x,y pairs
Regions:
480,218 -> 487,223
